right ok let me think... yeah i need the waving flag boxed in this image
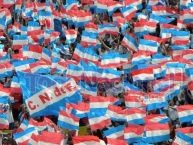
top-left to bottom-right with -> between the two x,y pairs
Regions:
29,60 -> 51,74
152,6 -> 178,16
124,124 -> 144,144
17,72 -> 82,117
150,14 -> 175,24
13,127 -> 38,145
0,113 -> 9,129
124,94 -> 145,108
66,63 -> 83,81
125,108 -> 146,124
139,39 -> 158,54
103,125 -> 125,140
65,29 -> 78,44
145,123 -> 170,143
173,127 -> 193,145
57,110 -> 79,130
100,51 -> 129,68
106,105 -> 127,122
107,138 -> 128,145
145,114 -> 169,124
123,0 -> 142,10
177,105 -> 193,123
88,111 -> 111,131
131,67 -> 154,82
12,35 -> 28,50
94,0 -> 108,13
121,33 -> 138,52
0,61 -> 13,78
66,102 -> 89,118
107,1 -> 122,16
85,22 -> 98,34
81,31 -> 98,47
180,9 -> 193,25
98,23 -> 119,35
73,136 -> 101,145
38,131 -> 65,145
132,51 -> 151,65
17,119 -> 29,132
121,6 -> 137,21
145,92 -> 168,111
79,81 -> 97,96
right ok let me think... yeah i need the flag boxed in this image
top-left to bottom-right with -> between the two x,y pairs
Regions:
85,22 -> 98,34
131,67 -> 154,82
124,124 -> 144,144
17,72 -> 82,117
38,131 -> 65,145
13,59 -> 35,73
17,119 -> 29,132
88,111 -> 111,131
121,6 -> 137,21
0,61 -> 13,78
13,127 -> 38,145
124,94 -> 145,108
145,114 -> 169,124
106,105 -> 127,122
79,81 -> 97,96
81,31 -> 98,47
145,92 -> 168,111
73,136 -> 101,145
121,33 -> 138,52
139,39 -> 159,54
66,102 -> 89,118
125,108 -> 146,124
152,6 -> 178,16
103,125 -> 125,140
98,23 -> 119,35
29,60 -> 51,74
145,123 -> 170,143
65,29 -> 78,44
123,0 -> 142,10
0,113 -> 9,129
132,51 -> 152,65
12,35 -> 28,50
177,105 -> 193,123
149,14 -> 175,24
66,63 -> 83,81
107,1 -> 122,16
57,110 -> 79,130
100,51 -> 129,68
173,127 -> 193,145
107,138 -> 128,145
94,0 -> 108,13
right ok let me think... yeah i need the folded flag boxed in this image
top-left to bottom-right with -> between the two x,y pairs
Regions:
38,131 -> 65,145
17,72 -> 82,117
65,29 -> 78,44
103,125 -> 125,140
144,123 -> 170,143
144,114 -> 169,124
177,105 -> 193,123
124,124 -> 144,144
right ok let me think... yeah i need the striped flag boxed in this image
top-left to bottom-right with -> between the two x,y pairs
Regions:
125,108 -> 146,124
73,136 -> 101,145
0,113 -> 9,129
107,138 -> 128,145
145,123 -> 170,143
121,6 -> 137,21
177,105 -> 193,123
38,131 -> 65,145
103,125 -> 125,140
121,33 -> 138,52
65,29 -> 78,44
124,124 -> 144,144
145,114 -> 169,124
